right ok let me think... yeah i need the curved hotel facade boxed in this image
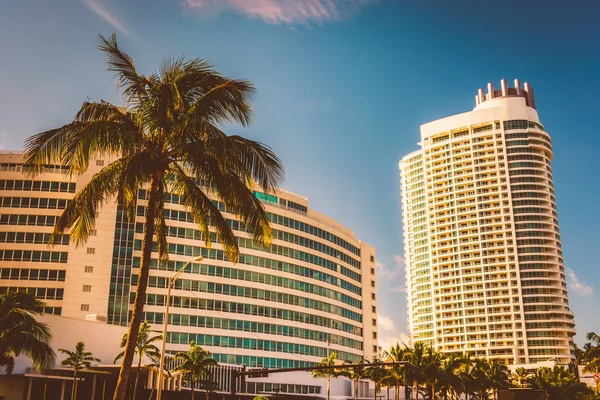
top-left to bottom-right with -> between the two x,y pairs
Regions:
0,153 -> 378,372
399,79 -> 575,366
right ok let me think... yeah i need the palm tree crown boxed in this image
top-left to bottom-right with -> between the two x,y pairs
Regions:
0,290 -> 55,373
171,341 -> 218,399
23,33 -> 283,400
59,341 -> 101,371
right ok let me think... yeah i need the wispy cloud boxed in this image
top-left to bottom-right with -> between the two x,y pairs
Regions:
182,0 -> 375,25
376,254 -> 404,279
377,314 -> 396,332
566,267 -> 593,297
377,313 -> 410,351
82,0 -> 132,37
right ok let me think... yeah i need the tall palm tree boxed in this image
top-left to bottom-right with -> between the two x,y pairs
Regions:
311,351 -> 342,400
59,341 -> 101,400
0,290 -> 55,374
171,341 -> 218,400
404,342 -> 429,400
438,353 -> 462,400
114,321 -> 161,400
485,359 -> 508,400
366,357 -> 388,400
341,358 -> 370,400
23,33 -> 283,400
422,345 -> 443,400
381,343 -> 409,400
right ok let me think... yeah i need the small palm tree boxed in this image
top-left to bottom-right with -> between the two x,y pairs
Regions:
382,344 -> 409,400
59,341 -> 101,400
0,290 -> 55,374
509,367 -> 533,388
171,341 -> 218,400
366,357 -> 388,400
114,321 -> 161,400
24,33 -> 283,400
341,358 -> 370,400
311,352 -> 342,400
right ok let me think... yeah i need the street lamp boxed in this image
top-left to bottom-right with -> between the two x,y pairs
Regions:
156,255 -> 203,400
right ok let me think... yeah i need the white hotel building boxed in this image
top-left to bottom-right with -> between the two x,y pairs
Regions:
0,152 -> 378,394
399,79 -> 575,366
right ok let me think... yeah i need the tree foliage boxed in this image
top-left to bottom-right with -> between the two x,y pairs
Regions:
23,33 -> 283,400
0,290 -> 55,374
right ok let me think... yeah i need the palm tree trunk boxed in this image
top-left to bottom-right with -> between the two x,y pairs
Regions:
413,381 -> 418,400
355,379 -> 359,400
395,385 -> 399,400
191,385 -> 194,400
113,176 -> 160,400
327,376 -> 331,400
133,358 -> 141,400
72,370 -> 78,400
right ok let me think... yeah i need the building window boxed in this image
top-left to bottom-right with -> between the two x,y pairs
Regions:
372,306 -> 376,313
370,268 -> 375,275
370,255 -> 375,262
80,304 -> 89,311
373,332 -> 377,339
89,229 -> 97,236
84,266 -> 93,273
371,293 -> 376,300
96,160 -> 104,166
371,280 -> 375,287
82,285 -> 91,292
87,248 -> 95,254
373,345 -> 378,353
372,318 -> 376,326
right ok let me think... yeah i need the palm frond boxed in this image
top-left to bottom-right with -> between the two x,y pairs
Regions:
169,164 -> 239,262
97,33 -> 149,106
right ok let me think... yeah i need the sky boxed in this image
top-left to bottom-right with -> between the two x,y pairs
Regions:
1,0 -> 599,350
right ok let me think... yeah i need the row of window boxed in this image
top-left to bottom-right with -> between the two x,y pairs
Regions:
0,163 -> 70,174
212,353 -> 314,369
165,332 -> 362,362
0,286 -> 64,300
144,275 -> 362,322
0,214 -> 58,227
142,312 -> 363,350
140,294 -> 362,336
0,180 -> 75,193
0,197 -> 71,210
145,262 -> 361,309
141,206 -> 361,270
0,250 -> 68,263
144,253 -> 361,296
135,237 -> 361,284
1,268 -> 67,281
139,190 -> 360,256
0,232 -> 69,245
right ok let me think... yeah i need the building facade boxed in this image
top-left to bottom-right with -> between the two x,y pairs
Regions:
399,79 -> 575,365
0,152 -> 378,373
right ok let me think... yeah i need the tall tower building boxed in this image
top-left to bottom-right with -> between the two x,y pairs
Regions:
0,152 -> 378,376
399,79 -> 575,366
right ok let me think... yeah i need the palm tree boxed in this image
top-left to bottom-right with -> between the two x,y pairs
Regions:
59,341 -> 101,400
438,353 -> 462,400
171,341 -> 218,400
422,345 -> 443,400
381,343 -> 409,400
0,290 -> 55,374
509,367 -> 533,388
454,354 -> 474,400
366,357 -> 388,400
114,321 -> 161,400
311,351 -> 342,400
404,342 -> 430,400
23,33 -> 283,400
341,358 -> 370,400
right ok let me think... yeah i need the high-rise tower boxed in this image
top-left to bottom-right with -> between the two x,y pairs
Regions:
399,79 -> 575,365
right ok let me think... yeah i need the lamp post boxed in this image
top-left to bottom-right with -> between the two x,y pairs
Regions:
156,255 -> 203,400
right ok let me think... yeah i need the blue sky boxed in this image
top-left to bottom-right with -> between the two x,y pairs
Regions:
1,0 -> 599,349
